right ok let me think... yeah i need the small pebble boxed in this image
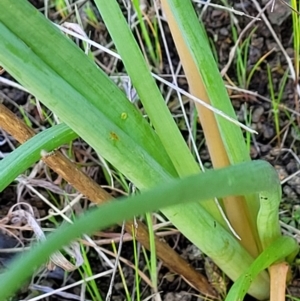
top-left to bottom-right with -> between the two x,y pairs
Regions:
252,106 -> 264,123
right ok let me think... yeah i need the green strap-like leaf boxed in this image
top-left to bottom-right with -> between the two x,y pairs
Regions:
166,0 -> 249,163
165,0 -> 261,247
0,160 -> 291,300
93,0 -> 200,177
225,236 -> 299,301
0,124 -> 77,191
0,1 -> 178,188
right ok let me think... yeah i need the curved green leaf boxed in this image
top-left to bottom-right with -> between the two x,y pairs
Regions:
0,160 -> 283,300
225,236 -> 298,301
0,123 -> 77,191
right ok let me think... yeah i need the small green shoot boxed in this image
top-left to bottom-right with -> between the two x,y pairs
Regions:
53,0 -> 69,18
84,3 -> 99,28
267,64 -> 289,145
132,225 -> 141,301
132,0 -> 160,68
242,103 -> 253,151
111,241 -> 132,301
231,25 -> 256,89
145,213 -> 158,293
78,244 -> 103,301
18,106 -> 33,128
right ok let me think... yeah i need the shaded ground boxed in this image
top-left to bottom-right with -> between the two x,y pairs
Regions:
1,0 -> 300,300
